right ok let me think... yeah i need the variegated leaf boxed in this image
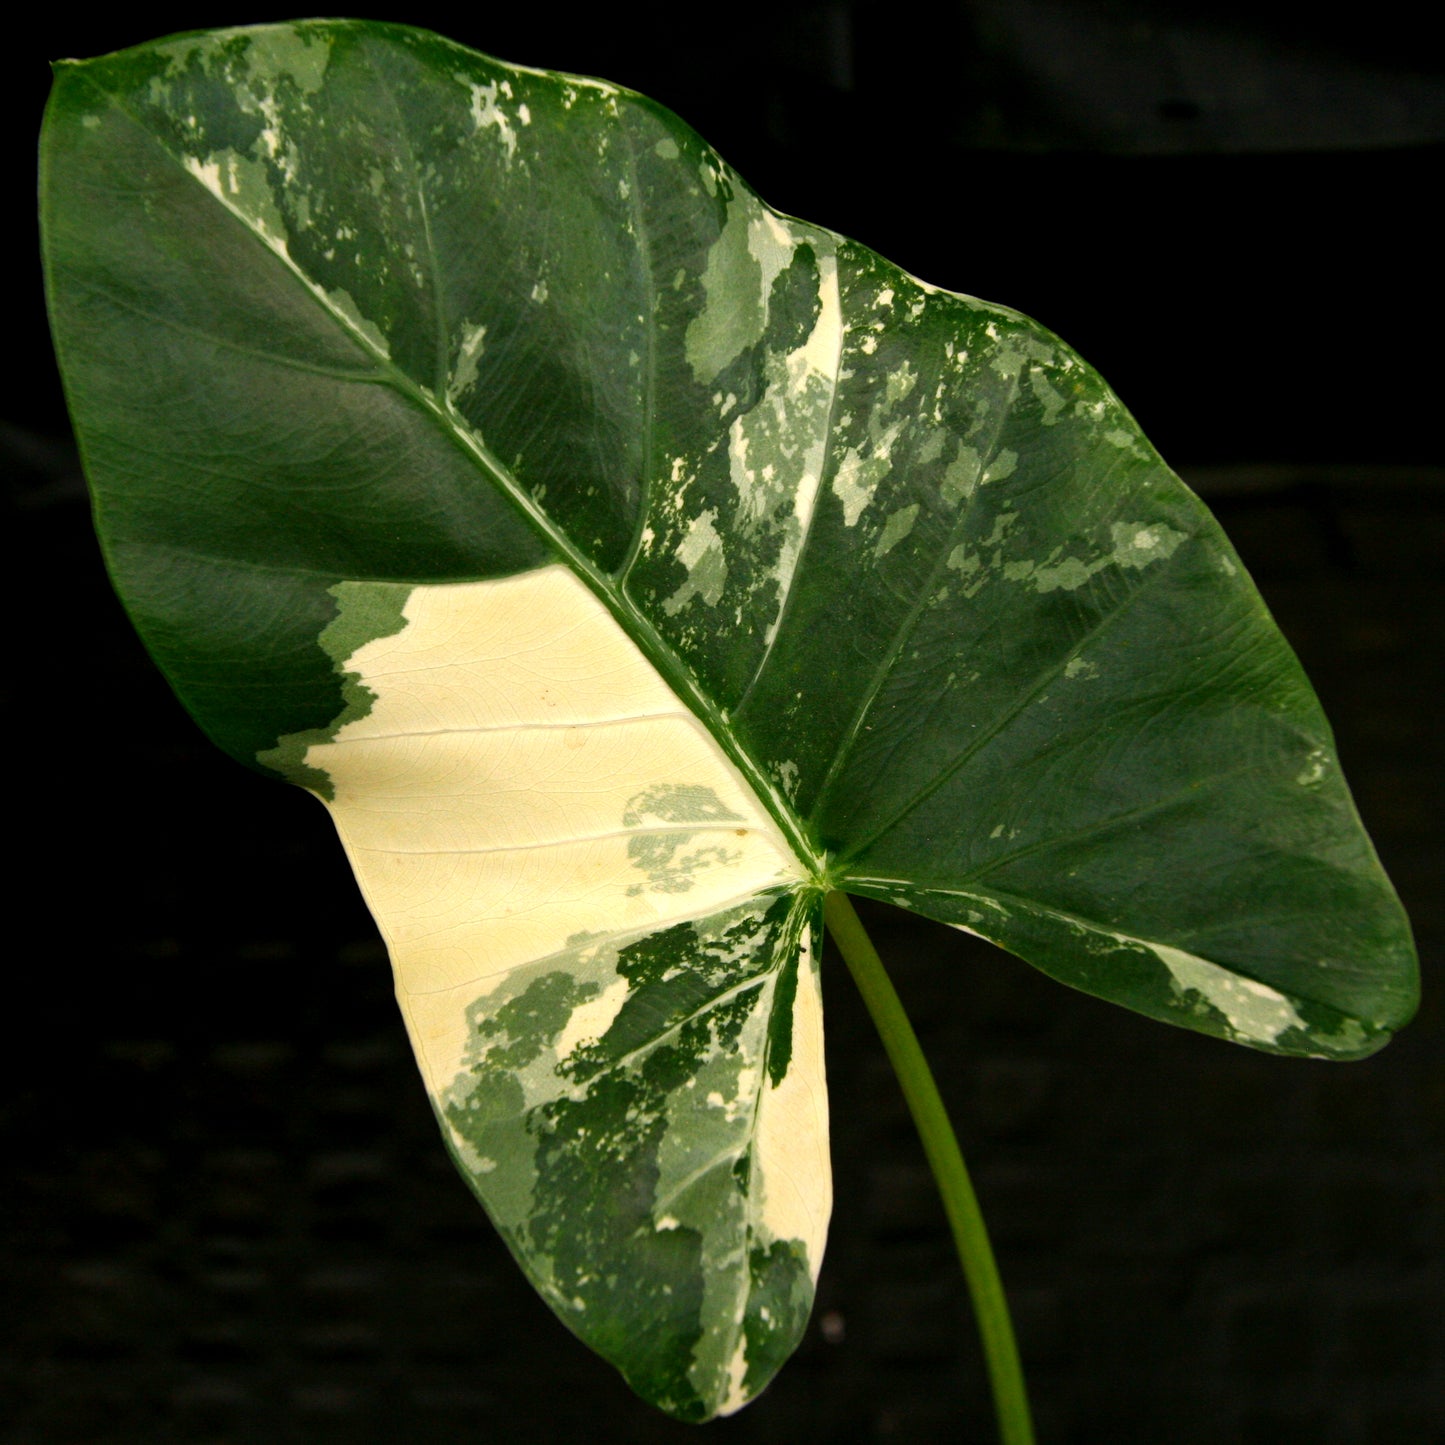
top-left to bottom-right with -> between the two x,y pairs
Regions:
41,19 -> 1416,1420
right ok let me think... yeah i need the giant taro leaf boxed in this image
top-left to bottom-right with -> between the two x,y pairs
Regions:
41,21 -> 1417,1421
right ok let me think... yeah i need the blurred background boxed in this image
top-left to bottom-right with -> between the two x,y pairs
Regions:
8,3 -> 1442,1441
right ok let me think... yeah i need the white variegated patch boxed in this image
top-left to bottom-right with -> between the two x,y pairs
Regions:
294,563 -> 830,1414
1150,942 -> 1306,1043
749,924 -> 829,1277
301,563 -> 811,1091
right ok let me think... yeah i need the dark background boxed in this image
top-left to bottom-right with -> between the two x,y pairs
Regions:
7,4 -> 1442,1441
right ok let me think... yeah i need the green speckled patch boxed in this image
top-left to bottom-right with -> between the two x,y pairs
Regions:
438,890 -> 823,1419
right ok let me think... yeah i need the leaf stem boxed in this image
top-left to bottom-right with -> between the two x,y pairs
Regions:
823,891 -> 1036,1445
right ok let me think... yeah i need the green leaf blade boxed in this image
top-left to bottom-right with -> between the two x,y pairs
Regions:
42,17 -> 1417,1418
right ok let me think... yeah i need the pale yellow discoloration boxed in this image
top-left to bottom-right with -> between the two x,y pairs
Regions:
752,929 -> 830,1280
799,250 -> 842,381
305,566 -> 807,1095
748,211 -> 797,309
719,1338 -> 752,1417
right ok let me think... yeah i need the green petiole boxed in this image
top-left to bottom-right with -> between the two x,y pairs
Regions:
824,891 -> 1036,1445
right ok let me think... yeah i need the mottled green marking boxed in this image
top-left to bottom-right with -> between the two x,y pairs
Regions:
449,322 -> 487,403
1112,520 -> 1187,569
685,200 -> 765,383
1000,517 -> 1189,595
909,887 -> 1400,1062
184,151 -> 289,249
873,503 -> 919,560
237,23 -> 333,95
662,509 -> 728,614
741,1240 -> 812,1395
623,784 -> 744,826
763,945 -> 799,1087
1028,365 -> 1069,425
436,892 -> 822,1419
941,442 -> 982,505
621,785 -> 752,894
626,833 -> 746,894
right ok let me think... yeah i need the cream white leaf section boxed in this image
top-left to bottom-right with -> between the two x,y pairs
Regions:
750,922 -> 829,1269
296,562 -> 826,1417
302,563 -> 807,1092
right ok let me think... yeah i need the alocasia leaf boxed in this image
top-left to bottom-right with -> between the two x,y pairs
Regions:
41,20 -> 1417,1420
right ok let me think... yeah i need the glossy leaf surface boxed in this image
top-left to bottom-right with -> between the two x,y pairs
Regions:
42,20 -> 1417,1419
